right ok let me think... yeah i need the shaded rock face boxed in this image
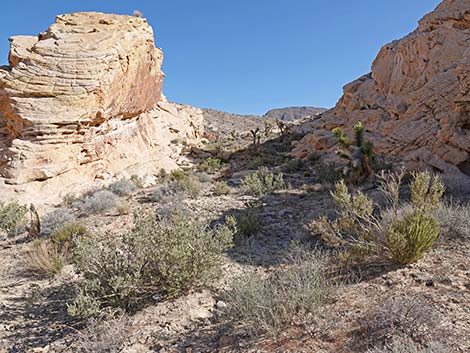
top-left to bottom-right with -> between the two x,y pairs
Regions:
0,12 -> 203,205
263,106 -> 326,121
293,0 -> 470,176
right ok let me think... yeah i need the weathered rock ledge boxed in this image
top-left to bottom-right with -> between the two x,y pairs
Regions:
0,12 -> 203,206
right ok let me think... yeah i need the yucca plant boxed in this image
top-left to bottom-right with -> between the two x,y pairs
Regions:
332,121 -> 374,183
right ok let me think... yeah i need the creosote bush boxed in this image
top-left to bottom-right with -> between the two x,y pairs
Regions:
23,239 -> 67,277
69,210 -> 236,317
241,166 -> 287,196
223,246 -> 332,335
108,179 -> 137,197
309,171 -> 444,265
0,201 -> 28,236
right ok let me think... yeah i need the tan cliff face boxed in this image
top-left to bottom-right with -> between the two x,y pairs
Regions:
293,0 -> 470,177
0,12 -> 203,206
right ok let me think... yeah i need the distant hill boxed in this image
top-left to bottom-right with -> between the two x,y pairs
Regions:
263,106 -> 326,121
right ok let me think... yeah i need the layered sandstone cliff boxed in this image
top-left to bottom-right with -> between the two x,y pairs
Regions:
0,12 -> 203,205
293,0 -> 470,176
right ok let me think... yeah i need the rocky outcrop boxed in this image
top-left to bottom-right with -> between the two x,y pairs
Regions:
263,106 -> 326,121
0,12 -> 203,206
293,0 -> 470,176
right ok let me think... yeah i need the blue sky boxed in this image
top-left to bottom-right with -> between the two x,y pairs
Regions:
1,0 -> 441,115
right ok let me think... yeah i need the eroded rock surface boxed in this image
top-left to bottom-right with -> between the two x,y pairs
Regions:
0,12 -> 203,206
293,0 -> 470,176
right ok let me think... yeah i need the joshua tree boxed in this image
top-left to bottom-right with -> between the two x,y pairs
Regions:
250,128 -> 261,152
332,121 -> 374,183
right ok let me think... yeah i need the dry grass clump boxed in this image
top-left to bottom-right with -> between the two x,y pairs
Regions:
241,166 -> 287,196
75,315 -> 131,353
51,222 -> 88,245
68,210 -> 236,317
363,296 -> 448,352
223,246 -> 332,335
309,171 -> 444,265
367,336 -> 450,353
0,201 -> 28,236
437,202 -> 470,241
23,239 -> 67,277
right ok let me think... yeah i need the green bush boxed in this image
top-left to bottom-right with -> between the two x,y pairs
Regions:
69,210 -> 236,317
213,181 -> 231,196
309,171 -> 444,265
51,222 -> 88,245
223,247 -> 332,335
198,157 -> 226,174
241,167 -> 287,196
314,162 -> 342,185
236,205 -> 262,237
175,175 -> 201,198
0,201 -> 28,236
282,158 -> 305,173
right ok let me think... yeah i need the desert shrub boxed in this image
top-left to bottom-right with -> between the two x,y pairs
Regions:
197,172 -> 213,183
364,296 -> 446,349
75,315 -> 131,353
236,204 -> 262,237
437,202 -> 470,240
170,168 -> 190,181
223,247 -> 332,335
69,210 -> 236,316
51,222 -> 88,246
241,167 -> 287,196
213,180 -> 231,196
23,239 -> 67,277
150,184 -> 179,203
75,190 -> 119,215
175,175 -> 201,198
367,336 -> 450,353
283,158 -> 305,173
41,208 -> 76,235
108,179 -> 136,197
0,201 -> 28,236
315,162 -> 342,184
130,174 -> 144,188
198,157 -> 226,174
309,171 -> 444,265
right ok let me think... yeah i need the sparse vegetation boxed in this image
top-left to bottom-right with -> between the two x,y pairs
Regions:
241,167 -> 287,196
108,179 -> 137,197
69,210 -> 236,316
309,171 -> 444,265
0,201 -> 28,236
437,202 -> 470,240
282,158 -> 305,173
51,222 -> 88,246
367,336 -> 450,353
315,161 -> 342,184
223,247 -> 332,335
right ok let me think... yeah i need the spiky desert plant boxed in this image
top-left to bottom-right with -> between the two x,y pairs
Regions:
332,121 -> 374,183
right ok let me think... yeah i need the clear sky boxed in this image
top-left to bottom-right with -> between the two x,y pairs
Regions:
1,0 -> 441,115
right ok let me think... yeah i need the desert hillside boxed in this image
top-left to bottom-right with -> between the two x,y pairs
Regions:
0,1 -> 469,353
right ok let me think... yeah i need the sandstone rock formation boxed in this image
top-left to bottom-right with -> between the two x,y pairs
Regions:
263,106 -> 326,121
293,0 -> 470,177
0,12 -> 203,206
